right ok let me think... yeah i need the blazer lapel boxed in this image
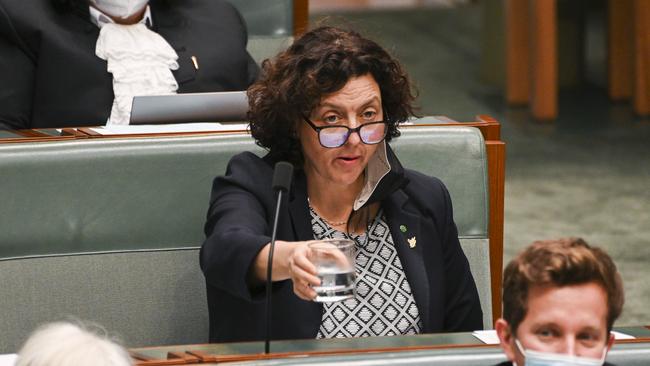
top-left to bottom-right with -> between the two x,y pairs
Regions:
383,190 -> 431,330
148,3 -> 197,85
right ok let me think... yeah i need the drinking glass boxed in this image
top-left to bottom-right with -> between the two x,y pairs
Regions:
309,239 -> 356,302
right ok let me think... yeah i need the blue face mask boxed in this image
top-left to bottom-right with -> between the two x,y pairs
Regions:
514,339 -> 607,366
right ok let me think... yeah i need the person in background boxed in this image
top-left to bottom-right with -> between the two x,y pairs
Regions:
16,321 -> 132,366
0,0 -> 259,129
201,25 -> 482,343
495,238 -> 624,366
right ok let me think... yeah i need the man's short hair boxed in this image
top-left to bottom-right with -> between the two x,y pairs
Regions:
502,237 -> 624,334
16,321 -> 132,366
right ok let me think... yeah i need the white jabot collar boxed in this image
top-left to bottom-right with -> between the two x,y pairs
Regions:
93,5 -> 179,126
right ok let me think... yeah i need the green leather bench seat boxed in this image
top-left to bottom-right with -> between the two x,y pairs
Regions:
0,249 -> 206,353
0,125 -> 491,352
0,134 -> 263,258
247,36 -> 293,64
0,126 -> 486,257
229,0 -> 294,37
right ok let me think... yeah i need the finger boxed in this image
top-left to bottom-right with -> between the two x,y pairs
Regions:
294,248 -> 318,275
292,265 -> 321,286
330,249 -> 352,268
293,281 -> 317,301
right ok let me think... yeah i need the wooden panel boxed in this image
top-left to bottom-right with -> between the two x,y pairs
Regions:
486,141 -> 505,323
293,0 -> 309,36
506,0 -> 531,105
475,114 -> 502,140
530,0 -> 557,120
633,0 -> 650,115
608,0 -> 634,100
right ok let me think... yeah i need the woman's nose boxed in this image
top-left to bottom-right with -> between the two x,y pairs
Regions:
346,130 -> 362,145
345,117 -> 362,145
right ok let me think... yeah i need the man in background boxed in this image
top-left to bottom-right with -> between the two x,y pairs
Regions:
495,238 -> 624,366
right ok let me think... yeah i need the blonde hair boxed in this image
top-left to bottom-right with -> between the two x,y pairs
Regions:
16,322 -> 132,366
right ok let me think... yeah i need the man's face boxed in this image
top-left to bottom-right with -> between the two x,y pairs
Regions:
496,282 -> 614,365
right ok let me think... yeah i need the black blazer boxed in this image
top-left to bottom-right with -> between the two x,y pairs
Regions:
0,0 -> 259,129
200,150 -> 483,343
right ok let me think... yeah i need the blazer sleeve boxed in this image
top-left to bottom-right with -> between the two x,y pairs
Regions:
200,153 -> 274,302
0,3 -> 34,130
439,182 -> 484,331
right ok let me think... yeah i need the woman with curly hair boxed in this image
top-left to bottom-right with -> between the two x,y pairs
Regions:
201,26 -> 482,343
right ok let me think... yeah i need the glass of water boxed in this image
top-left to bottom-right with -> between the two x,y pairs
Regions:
309,239 -> 356,302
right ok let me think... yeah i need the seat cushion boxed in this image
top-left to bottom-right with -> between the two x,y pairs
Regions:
0,249 -> 206,353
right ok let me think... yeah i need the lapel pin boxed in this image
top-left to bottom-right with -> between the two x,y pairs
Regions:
191,55 -> 199,70
400,225 -> 407,233
408,236 -> 416,248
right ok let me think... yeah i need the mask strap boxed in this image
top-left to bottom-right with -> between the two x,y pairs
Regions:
598,342 -> 609,364
512,338 -> 526,366
514,339 -> 527,356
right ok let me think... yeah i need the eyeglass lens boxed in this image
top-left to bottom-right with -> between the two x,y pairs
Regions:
319,122 -> 386,148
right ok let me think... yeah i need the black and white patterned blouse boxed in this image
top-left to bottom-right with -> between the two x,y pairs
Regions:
310,207 -> 422,338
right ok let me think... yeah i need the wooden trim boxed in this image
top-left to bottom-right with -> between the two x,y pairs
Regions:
506,0 -> 531,105
0,129 -> 77,143
530,0 -> 557,120
293,0 -> 309,36
608,0 -> 634,100
474,114 -> 502,140
633,0 -> 650,115
486,141 -> 505,323
136,343 -> 500,366
75,128 -> 249,139
469,117 -> 505,322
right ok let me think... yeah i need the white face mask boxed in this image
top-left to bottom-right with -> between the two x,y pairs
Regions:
89,0 -> 149,19
514,339 -> 607,366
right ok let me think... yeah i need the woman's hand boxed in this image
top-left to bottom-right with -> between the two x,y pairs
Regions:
251,240 -> 321,301
286,242 -> 321,300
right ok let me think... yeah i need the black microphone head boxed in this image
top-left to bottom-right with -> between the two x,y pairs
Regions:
272,161 -> 294,192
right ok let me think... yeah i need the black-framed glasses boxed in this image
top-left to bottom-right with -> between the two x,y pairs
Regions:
303,117 -> 388,148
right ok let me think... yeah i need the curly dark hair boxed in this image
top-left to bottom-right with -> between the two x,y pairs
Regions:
248,26 -> 417,166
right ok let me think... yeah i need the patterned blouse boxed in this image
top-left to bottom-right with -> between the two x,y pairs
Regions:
310,207 -> 422,338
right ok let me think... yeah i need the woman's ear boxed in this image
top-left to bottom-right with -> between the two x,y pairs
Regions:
495,318 -> 517,361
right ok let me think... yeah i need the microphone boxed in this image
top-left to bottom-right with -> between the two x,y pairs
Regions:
265,161 -> 293,354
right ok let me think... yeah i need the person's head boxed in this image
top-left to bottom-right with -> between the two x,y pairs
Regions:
16,322 -> 133,366
248,26 -> 417,180
495,238 -> 624,366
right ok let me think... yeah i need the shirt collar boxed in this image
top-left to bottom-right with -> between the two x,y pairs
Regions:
89,5 -> 153,29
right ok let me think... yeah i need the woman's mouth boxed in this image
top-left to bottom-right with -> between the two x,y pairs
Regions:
336,155 -> 361,164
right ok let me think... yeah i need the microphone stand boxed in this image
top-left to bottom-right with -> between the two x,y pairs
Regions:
264,161 -> 292,354
264,188 -> 283,354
